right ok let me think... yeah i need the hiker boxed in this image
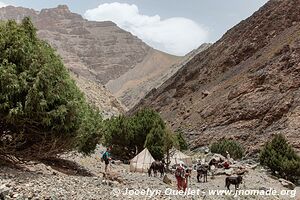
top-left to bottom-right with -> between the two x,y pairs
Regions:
175,163 -> 185,191
102,147 -> 111,173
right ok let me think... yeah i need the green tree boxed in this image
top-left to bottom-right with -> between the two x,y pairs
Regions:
163,128 -> 177,168
103,116 -> 135,159
103,108 -> 178,160
144,122 -> 165,160
0,18 -> 102,160
131,108 -> 166,153
260,134 -> 300,182
175,130 -> 188,151
210,139 -> 244,159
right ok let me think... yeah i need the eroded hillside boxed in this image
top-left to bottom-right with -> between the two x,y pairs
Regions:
131,0 -> 300,153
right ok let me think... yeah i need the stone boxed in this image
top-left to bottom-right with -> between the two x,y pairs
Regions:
163,175 -> 172,185
225,168 -> 234,176
279,178 -> 296,190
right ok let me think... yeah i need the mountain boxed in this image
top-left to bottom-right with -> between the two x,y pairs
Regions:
0,5 -> 181,110
71,74 -> 125,118
131,0 -> 300,153
106,43 -> 211,109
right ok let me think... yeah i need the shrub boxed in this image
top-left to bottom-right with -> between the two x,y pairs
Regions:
260,134 -> 300,182
0,18 -> 102,160
104,108 -> 176,160
210,139 -> 244,159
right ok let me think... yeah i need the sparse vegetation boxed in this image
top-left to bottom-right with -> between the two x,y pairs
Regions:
0,18 -> 103,161
210,139 -> 245,159
260,134 -> 300,182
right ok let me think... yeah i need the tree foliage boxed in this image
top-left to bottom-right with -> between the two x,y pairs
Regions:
260,134 -> 300,182
0,18 -> 102,160
175,130 -> 188,151
210,139 -> 244,159
103,115 -> 135,159
103,108 -> 177,160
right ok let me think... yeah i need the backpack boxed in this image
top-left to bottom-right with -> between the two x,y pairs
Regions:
102,152 -> 108,161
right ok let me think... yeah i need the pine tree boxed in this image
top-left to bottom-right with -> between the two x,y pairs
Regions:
144,122 -> 165,160
0,18 -> 102,160
260,134 -> 300,182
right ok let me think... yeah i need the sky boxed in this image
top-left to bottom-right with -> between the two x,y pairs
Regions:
0,0 -> 268,55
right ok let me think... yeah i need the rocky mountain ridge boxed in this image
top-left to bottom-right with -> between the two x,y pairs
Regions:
0,5 -> 181,110
131,0 -> 300,153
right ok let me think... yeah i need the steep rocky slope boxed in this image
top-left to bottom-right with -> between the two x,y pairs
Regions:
106,44 -> 210,109
0,5 -> 149,84
132,0 -> 300,153
0,5 -> 181,109
71,74 -> 125,118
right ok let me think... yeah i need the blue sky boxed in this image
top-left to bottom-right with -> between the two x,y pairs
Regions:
0,0 -> 268,55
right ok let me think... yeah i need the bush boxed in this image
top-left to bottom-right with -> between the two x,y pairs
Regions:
104,108 -> 175,160
260,134 -> 300,182
210,139 -> 244,159
0,18 -> 102,160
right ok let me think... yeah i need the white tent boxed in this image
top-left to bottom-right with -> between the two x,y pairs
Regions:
167,149 -> 193,166
130,148 -> 155,173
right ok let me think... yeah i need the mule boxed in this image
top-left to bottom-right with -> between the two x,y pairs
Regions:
225,175 -> 243,190
196,164 -> 209,183
148,161 -> 165,177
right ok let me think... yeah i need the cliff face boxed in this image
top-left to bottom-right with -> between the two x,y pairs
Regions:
0,5 -> 181,111
132,0 -> 300,153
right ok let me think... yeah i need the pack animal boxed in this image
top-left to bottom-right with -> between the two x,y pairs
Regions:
197,164 -> 209,182
148,161 -> 165,177
225,176 -> 243,190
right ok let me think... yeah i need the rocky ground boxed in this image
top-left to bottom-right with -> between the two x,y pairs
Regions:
0,150 -> 299,200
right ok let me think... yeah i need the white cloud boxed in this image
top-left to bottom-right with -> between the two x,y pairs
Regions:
0,2 -> 8,7
84,2 -> 208,56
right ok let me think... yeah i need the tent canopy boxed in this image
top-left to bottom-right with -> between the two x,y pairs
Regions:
130,148 -> 155,173
167,148 -> 192,166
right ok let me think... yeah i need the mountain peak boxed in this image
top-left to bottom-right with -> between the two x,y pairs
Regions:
39,5 -> 82,20
56,5 -> 70,11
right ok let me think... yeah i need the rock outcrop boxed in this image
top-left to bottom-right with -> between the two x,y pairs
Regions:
131,0 -> 300,153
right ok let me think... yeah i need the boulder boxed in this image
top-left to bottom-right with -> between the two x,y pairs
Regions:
235,168 -> 248,175
163,175 -> 172,185
225,168 -> 234,176
214,169 -> 226,176
279,178 -> 296,190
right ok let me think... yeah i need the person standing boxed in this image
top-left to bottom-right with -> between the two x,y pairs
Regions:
175,163 -> 185,191
102,147 -> 111,173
